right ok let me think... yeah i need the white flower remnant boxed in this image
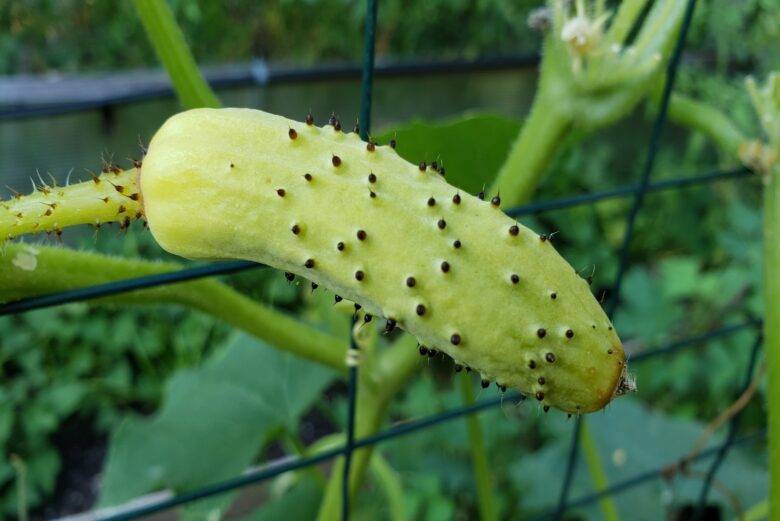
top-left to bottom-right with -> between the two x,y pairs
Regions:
561,16 -> 598,55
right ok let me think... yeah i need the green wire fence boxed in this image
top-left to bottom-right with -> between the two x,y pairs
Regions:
0,0 -> 768,519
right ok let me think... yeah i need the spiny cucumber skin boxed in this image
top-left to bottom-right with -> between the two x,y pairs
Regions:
141,108 -> 628,414
0,168 -> 143,241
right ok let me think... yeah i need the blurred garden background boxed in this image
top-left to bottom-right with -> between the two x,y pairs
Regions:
1,1 -> 779,520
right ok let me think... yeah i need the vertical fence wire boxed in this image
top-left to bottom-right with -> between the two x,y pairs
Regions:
342,1 -> 378,519
554,0 -> 700,517
359,0 -> 378,144
692,333 -> 764,520
342,315 -> 359,521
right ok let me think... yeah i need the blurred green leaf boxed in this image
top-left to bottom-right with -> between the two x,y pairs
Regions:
511,398 -> 767,520
39,381 -> 87,417
98,332 -> 337,507
614,267 -> 682,344
239,476 -> 322,521
660,257 -> 701,300
21,403 -> 58,439
375,114 -> 521,194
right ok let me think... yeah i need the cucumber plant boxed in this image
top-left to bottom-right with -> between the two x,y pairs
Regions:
1,107 -> 631,414
3,0 -> 769,519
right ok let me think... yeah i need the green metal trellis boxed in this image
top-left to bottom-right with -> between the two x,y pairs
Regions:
0,0 -> 768,519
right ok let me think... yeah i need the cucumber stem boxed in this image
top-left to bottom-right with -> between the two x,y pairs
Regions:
489,94 -> 571,207
666,93 -> 746,159
0,169 -> 142,241
580,420 -> 621,521
0,244 -> 349,372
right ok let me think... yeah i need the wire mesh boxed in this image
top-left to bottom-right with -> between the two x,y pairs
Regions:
0,0 -> 768,519
556,0 -> 699,516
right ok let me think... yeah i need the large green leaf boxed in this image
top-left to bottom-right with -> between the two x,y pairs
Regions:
239,476 -> 322,521
613,265 -> 684,346
511,398 -> 767,520
375,114 -> 521,195
98,332 -> 337,509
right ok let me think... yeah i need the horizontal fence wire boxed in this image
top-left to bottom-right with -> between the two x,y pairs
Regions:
532,429 -> 767,521
94,417 -> 767,521
0,260 -> 262,315
91,317 -> 761,521
95,392 -> 522,521
0,54 -> 540,121
507,167 -> 752,217
0,166 -> 753,317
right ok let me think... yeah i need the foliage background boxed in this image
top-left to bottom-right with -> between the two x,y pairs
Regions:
1,0 -> 778,519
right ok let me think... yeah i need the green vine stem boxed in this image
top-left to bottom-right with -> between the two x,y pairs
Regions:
580,420 -> 620,521
459,373 -> 498,521
315,334 -> 426,519
489,94 -> 572,207
745,72 -> 779,520
315,376 -> 387,521
490,0 -> 686,207
10,455 -> 28,521
316,335 -> 489,519
739,499 -> 769,521
369,451 -> 406,521
133,0 -> 220,109
666,93 -> 746,158
0,168 -> 142,241
0,244 -> 348,371
302,434 -> 405,521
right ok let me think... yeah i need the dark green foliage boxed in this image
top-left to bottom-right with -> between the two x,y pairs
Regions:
0,1 -> 545,75
0,301 -> 228,516
2,0 -> 778,83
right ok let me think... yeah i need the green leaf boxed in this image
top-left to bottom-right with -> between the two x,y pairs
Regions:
659,257 -> 701,300
511,398 -> 767,519
38,381 -> 87,417
239,476 -> 322,521
98,332 -> 337,507
21,403 -> 59,440
613,267 -> 682,344
375,114 -> 522,194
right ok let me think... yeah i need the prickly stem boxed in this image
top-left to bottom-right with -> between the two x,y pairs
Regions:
0,168 -> 143,241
